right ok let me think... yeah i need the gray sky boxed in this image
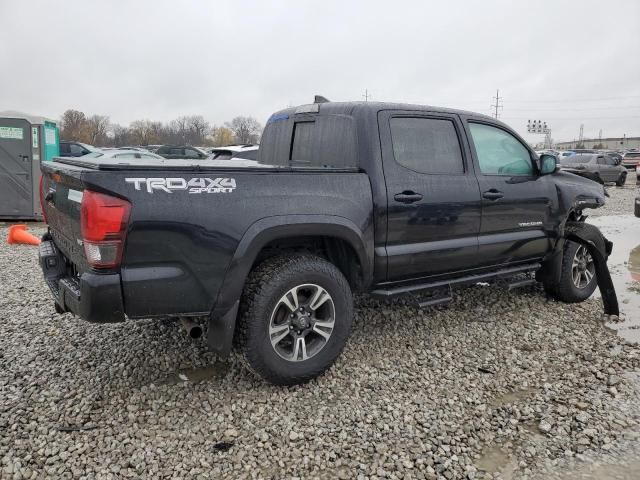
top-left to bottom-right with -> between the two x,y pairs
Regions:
2,0 -> 639,144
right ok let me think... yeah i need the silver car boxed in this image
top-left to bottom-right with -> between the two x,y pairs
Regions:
560,153 -> 627,186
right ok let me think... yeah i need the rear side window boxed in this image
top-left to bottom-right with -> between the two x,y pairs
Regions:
289,116 -> 356,168
168,148 -> 183,155
259,114 -> 356,168
290,122 -> 315,164
389,117 -> 464,174
468,123 -> 533,176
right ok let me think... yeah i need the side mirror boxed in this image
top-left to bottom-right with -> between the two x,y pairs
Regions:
538,154 -> 557,175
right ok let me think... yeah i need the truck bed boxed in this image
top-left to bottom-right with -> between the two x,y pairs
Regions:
40,157 -> 373,322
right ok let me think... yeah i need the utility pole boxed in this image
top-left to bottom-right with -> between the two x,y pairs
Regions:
578,124 -> 584,147
491,89 -> 503,119
363,89 -> 371,102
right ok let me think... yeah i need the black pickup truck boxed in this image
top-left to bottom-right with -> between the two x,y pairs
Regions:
39,99 -> 609,385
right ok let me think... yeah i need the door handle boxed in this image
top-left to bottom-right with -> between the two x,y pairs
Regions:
394,191 -> 423,203
482,189 -> 504,200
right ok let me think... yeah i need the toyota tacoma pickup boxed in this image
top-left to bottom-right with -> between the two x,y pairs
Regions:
39,98 -> 610,385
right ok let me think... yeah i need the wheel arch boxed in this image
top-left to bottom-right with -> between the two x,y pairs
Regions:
213,215 -> 372,316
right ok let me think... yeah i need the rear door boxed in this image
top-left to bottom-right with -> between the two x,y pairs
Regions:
0,118 -> 33,218
379,110 -> 482,281
463,119 -> 552,266
598,155 -> 617,182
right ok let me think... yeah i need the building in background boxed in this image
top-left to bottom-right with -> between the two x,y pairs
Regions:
0,111 -> 59,220
555,136 -> 640,151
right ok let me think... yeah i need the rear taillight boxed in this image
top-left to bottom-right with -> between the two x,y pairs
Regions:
39,175 -> 48,224
80,191 -> 131,269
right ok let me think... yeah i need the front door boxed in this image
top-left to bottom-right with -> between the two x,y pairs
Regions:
0,118 -> 33,218
464,120 -> 552,266
379,111 -> 482,281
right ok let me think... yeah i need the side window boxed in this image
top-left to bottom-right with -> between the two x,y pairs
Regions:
69,144 -> 85,156
389,117 -> 464,174
60,143 -> 69,154
597,156 -> 606,165
168,147 -> 183,156
469,123 -> 533,176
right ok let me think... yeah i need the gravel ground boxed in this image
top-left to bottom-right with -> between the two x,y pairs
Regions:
1,186 -> 640,480
589,182 -> 638,217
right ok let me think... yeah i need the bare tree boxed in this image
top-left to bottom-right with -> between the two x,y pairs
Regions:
187,115 -> 210,145
169,116 -> 189,144
226,116 -> 263,144
59,109 -> 87,140
85,115 -> 110,145
129,120 -> 161,146
110,124 -> 130,147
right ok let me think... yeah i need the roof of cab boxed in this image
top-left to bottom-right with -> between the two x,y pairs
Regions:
267,100 -> 498,125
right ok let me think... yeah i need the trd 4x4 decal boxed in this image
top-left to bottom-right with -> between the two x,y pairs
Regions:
125,177 -> 236,194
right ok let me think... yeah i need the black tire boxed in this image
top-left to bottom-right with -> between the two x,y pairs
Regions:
235,254 -> 353,385
544,222 -> 604,303
615,172 -> 626,187
634,197 -> 640,218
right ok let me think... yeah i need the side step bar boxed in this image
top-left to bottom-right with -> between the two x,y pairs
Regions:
371,262 -> 541,300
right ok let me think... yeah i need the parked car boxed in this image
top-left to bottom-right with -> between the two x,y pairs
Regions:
559,151 -> 576,159
210,145 -> 259,160
40,99 -> 611,385
559,153 -> 627,186
156,145 -> 208,159
622,151 -> 640,170
57,149 -> 163,161
59,141 -> 100,157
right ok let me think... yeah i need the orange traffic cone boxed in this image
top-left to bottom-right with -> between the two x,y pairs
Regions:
7,224 -> 41,246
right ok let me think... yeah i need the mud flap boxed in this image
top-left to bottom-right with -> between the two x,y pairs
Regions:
207,300 -> 239,357
565,232 -> 619,316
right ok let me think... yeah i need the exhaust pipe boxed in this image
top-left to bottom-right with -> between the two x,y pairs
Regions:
180,317 -> 203,339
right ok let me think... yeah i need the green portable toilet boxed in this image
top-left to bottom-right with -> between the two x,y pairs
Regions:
0,110 -> 59,220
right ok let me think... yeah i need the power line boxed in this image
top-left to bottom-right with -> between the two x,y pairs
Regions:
491,89 -> 503,119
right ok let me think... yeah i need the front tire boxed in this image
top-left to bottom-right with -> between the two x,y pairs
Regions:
236,254 -> 353,385
544,222 -> 604,303
615,172 -> 626,187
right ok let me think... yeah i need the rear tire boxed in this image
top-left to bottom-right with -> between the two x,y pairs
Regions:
544,222 -> 604,303
615,172 -> 626,187
235,254 -> 353,385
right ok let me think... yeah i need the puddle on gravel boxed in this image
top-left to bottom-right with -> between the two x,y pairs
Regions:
156,362 -> 230,385
476,445 -> 519,479
587,215 -> 640,343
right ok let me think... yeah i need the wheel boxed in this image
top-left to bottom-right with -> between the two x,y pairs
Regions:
236,254 -> 353,385
544,222 -> 604,303
635,197 -> 640,218
615,172 -> 626,187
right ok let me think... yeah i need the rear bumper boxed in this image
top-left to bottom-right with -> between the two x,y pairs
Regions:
39,239 -> 125,323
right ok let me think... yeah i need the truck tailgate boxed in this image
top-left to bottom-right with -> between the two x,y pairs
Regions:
41,163 -> 89,272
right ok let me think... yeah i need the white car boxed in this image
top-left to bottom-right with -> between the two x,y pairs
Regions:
210,145 -> 259,160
